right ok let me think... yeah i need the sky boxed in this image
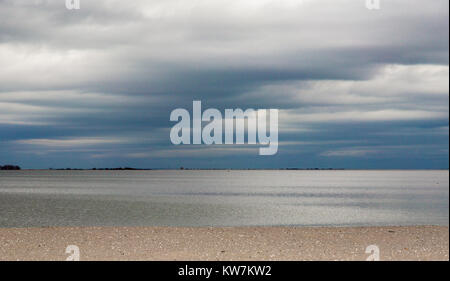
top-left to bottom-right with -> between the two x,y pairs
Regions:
0,0 -> 448,169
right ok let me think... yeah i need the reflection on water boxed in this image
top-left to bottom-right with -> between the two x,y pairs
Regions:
0,170 -> 448,227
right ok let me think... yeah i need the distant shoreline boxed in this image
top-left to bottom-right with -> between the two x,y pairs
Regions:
2,163 -> 449,171
2,168 -> 449,171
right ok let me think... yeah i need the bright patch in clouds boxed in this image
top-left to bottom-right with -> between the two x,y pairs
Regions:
15,138 -> 130,147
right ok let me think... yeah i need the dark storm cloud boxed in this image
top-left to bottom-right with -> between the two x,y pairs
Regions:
0,0 -> 448,168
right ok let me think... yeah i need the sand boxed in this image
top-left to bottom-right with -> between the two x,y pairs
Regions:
0,226 -> 448,261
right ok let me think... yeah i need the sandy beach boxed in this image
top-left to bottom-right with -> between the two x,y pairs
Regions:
0,226 -> 447,261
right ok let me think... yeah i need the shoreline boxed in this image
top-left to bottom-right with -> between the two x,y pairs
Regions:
0,225 -> 448,261
2,169 -> 449,171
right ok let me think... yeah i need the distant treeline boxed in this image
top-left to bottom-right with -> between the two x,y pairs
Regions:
0,165 -> 345,171
50,167 -> 344,171
179,167 -> 345,170
0,165 -> 21,170
50,167 -> 150,171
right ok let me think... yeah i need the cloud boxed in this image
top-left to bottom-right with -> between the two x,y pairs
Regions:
244,64 -> 449,107
0,0 -> 448,168
320,148 -> 380,157
283,109 -> 447,123
14,137 -> 130,147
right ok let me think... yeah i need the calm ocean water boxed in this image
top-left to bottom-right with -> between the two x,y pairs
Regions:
0,170 -> 448,227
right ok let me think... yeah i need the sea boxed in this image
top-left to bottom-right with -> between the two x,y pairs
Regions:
0,170 -> 448,227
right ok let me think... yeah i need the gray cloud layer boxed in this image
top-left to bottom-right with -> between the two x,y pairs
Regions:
0,0 -> 448,168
